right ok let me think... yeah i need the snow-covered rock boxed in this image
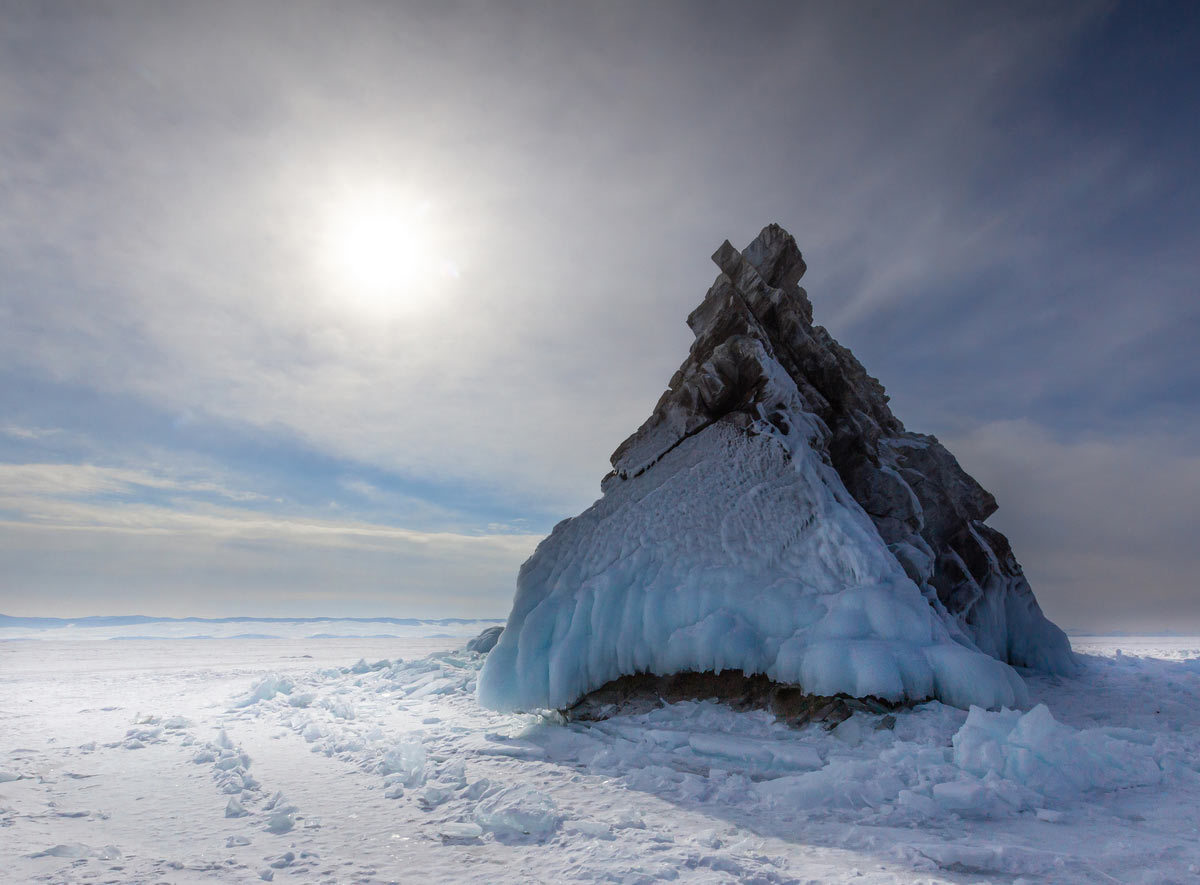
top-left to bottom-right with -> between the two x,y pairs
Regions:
478,224 -> 1072,714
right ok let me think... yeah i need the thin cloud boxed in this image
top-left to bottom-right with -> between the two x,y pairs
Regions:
0,462 -> 538,555
0,462 -> 265,502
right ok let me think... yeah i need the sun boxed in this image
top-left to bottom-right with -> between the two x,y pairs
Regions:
321,189 -> 440,313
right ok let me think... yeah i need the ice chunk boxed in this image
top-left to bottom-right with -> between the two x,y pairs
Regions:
756,757 -> 905,811
769,742 -> 824,770
218,771 -> 246,793
612,809 -> 646,830
322,698 -> 355,720
897,789 -> 938,816
380,740 -> 426,787
301,722 -> 323,743
952,704 -> 1162,799
416,784 -> 454,809
687,733 -> 821,771
473,785 -> 561,839
932,778 -> 991,811
438,760 -> 467,788
567,819 -> 617,840
234,674 -> 294,707
439,822 -> 483,842
260,792 -> 299,833
463,778 -> 497,801
832,715 -> 865,746
225,796 -> 248,818
689,732 -> 776,765
265,811 -> 295,834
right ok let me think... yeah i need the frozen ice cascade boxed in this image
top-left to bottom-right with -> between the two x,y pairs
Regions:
478,224 -> 1075,714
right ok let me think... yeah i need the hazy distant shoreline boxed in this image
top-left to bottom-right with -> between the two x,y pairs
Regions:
0,614 -> 504,642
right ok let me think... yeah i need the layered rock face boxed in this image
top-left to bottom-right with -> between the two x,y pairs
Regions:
477,224 -> 1073,715
613,225 -> 1074,675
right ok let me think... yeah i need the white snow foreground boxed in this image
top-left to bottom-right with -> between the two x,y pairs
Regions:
478,367 -> 1026,714
6,635 -> 1200,884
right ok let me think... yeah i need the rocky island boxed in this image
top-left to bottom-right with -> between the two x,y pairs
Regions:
478,224 -> 1074,716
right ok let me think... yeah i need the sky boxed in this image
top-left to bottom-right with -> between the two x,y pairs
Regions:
1,1 -> 1197,630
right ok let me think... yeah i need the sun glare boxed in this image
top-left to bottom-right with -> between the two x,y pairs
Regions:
322,190 -> 443,314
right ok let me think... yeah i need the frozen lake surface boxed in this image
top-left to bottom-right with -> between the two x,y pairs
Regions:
3,632 -> 1200,883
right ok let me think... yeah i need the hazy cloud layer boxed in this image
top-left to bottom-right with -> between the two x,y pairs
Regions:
1,2 -> 1196,623
949,421 -> 1200,633
0,460 -> 538,617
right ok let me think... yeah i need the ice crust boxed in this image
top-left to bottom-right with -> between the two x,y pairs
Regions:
478,382 -> 1026,713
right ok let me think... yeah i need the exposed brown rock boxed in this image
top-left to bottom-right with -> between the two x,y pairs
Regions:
565,669 -> 903,730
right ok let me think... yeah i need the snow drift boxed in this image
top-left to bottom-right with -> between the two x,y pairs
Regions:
478,224 -> 1073,714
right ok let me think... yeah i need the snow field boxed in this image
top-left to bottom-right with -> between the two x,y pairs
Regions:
4,635 -> 1200,882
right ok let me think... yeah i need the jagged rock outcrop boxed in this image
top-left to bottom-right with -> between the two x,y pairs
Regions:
612,225 -> 1074,674
477,224 -> 1074,716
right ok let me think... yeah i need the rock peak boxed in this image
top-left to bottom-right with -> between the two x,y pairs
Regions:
478,225 -> 1074,715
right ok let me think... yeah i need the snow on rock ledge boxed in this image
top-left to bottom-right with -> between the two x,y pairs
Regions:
478,224 -> 1073,714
